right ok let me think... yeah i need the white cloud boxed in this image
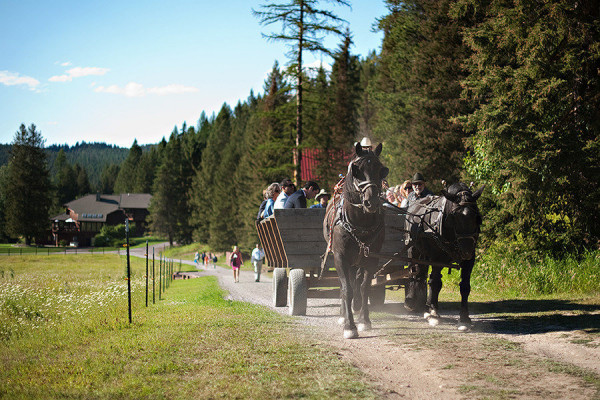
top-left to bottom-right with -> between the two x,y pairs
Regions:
60,61 -> 72,67
49,75 -> 71,82
94,82 -> 198,97
49,66 -> 109,82
0,70 -> 40,90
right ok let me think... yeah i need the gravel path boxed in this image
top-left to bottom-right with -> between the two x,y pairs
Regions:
132,244 -> 600,399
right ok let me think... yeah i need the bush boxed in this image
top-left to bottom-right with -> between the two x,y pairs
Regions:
92,223 -> 135,247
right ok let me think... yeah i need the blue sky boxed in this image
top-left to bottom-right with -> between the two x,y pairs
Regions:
0,0 -> 388,148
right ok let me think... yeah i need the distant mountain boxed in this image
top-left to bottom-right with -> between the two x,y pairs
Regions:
0,142 -> 131,188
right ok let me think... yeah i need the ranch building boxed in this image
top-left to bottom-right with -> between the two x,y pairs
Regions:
50,193 -> 152,247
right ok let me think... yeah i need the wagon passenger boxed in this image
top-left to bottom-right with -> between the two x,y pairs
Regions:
398,180 -> 413,208
256,188 -> 268,221
406,172 -> 433,207
284,181 -> 320,208
262,183 -> 281,218
274,178 -> 295,209
310,189 -> 330,208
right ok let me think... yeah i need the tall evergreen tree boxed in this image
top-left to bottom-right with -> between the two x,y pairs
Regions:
99,164 -> 120,194
113,139 -> 142,194
254,0 -> 350,183
373,0 -> 472,186
457,0 -> 600,253
0,165 -> 8,241
54,149 -> 78,204
74,163 -> 91,196
4,124 -> 52,245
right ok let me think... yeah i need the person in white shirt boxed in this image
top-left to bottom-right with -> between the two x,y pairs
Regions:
274,178 -> 296,209
251,244 -> 265,282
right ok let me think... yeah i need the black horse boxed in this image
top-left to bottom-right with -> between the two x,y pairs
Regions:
404,182 -> 484,330
324,142 -> 389,339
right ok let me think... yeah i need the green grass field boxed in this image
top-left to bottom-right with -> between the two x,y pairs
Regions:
0,255 -> 376,399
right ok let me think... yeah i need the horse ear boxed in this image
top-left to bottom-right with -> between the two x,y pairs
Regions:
355,142 -> 363,157
381,167 -> 389,179
441,189 -> 459,203
374,143 -> 383,157
472,185 -> 485,200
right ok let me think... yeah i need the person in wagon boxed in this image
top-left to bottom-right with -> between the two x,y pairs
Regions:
284,181 -> 320,208
274,178 -> 296,209
355,136 -> 373,152
310,189 -> 330,208
261,182 -> 281,218
406,172 -> 433,207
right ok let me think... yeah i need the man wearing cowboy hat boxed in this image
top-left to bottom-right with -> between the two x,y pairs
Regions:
310,189 -> 330,208
406,172 -> 433,207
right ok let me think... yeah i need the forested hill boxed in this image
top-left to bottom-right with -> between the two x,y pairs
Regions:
0,142 -> 130,187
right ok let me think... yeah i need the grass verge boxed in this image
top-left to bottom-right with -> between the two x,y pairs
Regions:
0,255 -> 376,399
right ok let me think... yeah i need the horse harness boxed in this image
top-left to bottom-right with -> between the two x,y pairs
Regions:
406,191 -> 481,262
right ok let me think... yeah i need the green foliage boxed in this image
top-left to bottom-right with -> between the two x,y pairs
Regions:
91,223 -> 132,247
4,124 -> 52,245
469,241 -> 600,297
0,256 -> 376,399
44,142 -> 129,189
457,0 -> 600,254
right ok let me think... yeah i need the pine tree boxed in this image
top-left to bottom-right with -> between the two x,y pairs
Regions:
457,0 -> 600,253
99,164 -> 120,194
54,149 -> 78,204
254,0 -> 350,183
74,163 -> 91,196
113,140 -> 142,194
4,124 -> 52,245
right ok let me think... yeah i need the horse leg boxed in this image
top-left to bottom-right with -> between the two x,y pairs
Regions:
425,267 -> 442,325
458,258 -> 475,330
336,263 -> 358,339
351,269 -> 362,313
356,268 -> 372,332
405,263 -> 428,313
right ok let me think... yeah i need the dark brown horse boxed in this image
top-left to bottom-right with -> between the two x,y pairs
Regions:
404,182 -> 484,330
324,142 -> 389,339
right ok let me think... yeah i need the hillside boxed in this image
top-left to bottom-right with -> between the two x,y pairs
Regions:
0,142 -> 129,187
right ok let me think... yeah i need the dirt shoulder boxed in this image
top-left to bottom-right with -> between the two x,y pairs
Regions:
141,249 -> 600,399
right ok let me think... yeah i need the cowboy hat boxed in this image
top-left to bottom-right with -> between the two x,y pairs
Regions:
315,189 -> 330,201
359,137 -> 372,148
411,172 -> 426,183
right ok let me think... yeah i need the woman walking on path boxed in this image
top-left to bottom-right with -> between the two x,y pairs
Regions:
230,246 -> 243,283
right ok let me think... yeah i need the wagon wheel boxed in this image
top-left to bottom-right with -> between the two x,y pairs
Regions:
273,268 -> 288,307
288,269 -> 307,316
369,276 -> 386,308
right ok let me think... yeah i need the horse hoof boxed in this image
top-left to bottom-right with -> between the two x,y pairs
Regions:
344,329 -> 359,339
428,317 -> 439,327
357,322 -> 371,332
338,317 -> 345,326
457,323 -> 470,332
423,312 -> 430,319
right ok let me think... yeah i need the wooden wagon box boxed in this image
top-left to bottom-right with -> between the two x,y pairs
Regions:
256,208 -> 411,315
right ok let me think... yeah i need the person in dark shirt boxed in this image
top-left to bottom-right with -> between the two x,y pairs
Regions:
256,188 -> 268,220
406,172 -> 433,207
284,181 -> 320,208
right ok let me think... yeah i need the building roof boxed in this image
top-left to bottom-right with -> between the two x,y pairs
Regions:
61,193 -> 152,222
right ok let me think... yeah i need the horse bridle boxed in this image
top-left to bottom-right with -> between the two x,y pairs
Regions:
346,157 -> 383,210
445,191 -> 481,247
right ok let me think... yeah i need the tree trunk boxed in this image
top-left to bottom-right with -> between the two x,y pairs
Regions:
294,1 -> 304,185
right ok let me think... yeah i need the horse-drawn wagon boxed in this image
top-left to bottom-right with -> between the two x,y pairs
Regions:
255,207 -> 410,316
256,143 -> 483,337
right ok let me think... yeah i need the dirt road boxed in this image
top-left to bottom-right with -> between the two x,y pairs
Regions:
134,246 -> 600,399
